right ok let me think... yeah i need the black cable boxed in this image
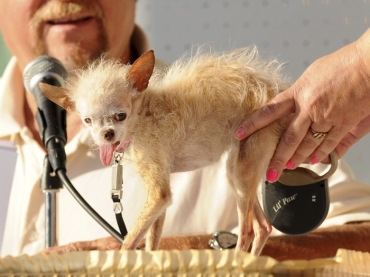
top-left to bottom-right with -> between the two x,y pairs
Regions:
57,169 -> 124,243
113,196 -> 128,238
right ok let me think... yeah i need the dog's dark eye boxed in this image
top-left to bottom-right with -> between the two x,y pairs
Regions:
114,113 -> 127,122
84,118 -> 92,124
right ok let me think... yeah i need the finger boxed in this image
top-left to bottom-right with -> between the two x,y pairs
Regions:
287,123 -> 332,168
266,115 -> 312,182
336,116 -> 370,158
235,91 -> 295,140
310,129 -> 343,163
43,241 -> 93,254
95,237 -> 122,250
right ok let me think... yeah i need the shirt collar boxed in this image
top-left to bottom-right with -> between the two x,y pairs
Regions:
0,57 -> 25,139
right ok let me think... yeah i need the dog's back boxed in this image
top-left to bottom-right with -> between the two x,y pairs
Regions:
151,47 -> 288,122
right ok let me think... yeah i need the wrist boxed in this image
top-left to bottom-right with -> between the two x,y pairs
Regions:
355,28 -> 370,78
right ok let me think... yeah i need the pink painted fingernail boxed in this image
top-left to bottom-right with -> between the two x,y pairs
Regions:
235,128 -> 245,139
286,160 -> 294,169
311,156 -> 319,165
267,169 -> 278,182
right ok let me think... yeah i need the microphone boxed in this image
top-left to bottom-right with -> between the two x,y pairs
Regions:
23,56 -> 68,172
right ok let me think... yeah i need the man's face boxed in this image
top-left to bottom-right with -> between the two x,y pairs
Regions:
0,0 -> 136,71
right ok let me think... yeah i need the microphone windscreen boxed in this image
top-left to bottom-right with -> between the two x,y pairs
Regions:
23,55 -> 67,94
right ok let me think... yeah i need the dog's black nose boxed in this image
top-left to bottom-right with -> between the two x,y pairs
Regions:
104,129 -> 115,141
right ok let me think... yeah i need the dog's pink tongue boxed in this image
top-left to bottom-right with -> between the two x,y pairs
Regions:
100,144 -> 115,166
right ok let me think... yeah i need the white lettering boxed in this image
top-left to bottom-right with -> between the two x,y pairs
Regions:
273,194 -> 298,213
282,194 -> 297,205
273,200 -> 282,213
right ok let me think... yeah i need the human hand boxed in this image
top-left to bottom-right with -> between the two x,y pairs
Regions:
235,29 -> 370,182
138,234 -> 212,250
42,236 -> 122,254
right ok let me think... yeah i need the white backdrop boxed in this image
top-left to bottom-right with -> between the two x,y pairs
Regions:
136,0 -> 370,184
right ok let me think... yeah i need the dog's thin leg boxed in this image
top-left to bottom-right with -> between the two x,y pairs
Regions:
232,170 -> 270,254
121,161 -> 172,250
228,123 -> 281,254
226,148 -> 256,252
236,196 -> 255,252
146,211 -> 166,250
235,196 -> 271,255
250,198 -> 272,256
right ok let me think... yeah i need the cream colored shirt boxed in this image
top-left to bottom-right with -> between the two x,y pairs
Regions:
1,26 -> 370,257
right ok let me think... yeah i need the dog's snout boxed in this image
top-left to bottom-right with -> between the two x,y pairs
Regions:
104,129 -> 115,141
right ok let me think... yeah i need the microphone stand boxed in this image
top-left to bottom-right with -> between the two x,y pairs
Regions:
41,154 -> 63,248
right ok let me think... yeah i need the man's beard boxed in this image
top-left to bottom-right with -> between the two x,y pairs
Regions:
30,0 -> 108,71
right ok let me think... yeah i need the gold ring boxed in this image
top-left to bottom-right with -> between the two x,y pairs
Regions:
310,128 -> 328,139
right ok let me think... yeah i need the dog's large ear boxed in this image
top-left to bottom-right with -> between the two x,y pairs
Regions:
126,50 -> 155,92
39,83 -> 75,112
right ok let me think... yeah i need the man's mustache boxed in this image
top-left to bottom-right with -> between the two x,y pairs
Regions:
29,0 -> 107,71
32,0 -> 103,25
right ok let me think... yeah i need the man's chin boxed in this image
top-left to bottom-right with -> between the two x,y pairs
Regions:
32,32 -> 107,71
45,44 -> 102,70
49,50 -> 90,71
